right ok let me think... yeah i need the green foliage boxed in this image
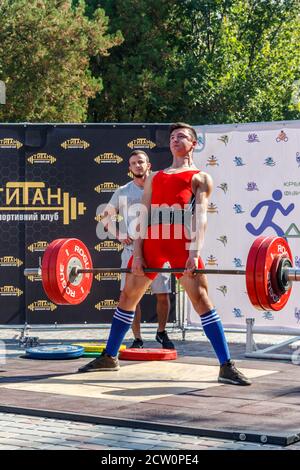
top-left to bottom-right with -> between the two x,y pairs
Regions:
1,0 -> 299,124
88,0 -> 300,124
0,0 -> 122,122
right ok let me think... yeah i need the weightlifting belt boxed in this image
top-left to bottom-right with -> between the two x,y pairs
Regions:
149,207 -> 192,232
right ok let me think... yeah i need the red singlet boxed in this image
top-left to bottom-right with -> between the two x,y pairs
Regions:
128,169 -> 205,279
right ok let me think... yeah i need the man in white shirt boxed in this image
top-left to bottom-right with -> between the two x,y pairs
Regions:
101,150 -> 174,349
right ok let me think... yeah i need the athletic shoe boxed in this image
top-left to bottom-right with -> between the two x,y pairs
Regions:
218,360 -> 252,386
78,352 -> 120,373
155,330 -> 175,349
129,338 -> 144,349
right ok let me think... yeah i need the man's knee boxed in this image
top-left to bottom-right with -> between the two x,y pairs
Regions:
156,293 -> 170,308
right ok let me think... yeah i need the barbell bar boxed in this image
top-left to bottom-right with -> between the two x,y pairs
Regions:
23,236 -> 299,311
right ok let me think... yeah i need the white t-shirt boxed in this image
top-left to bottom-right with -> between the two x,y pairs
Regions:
108,180 -> 144,247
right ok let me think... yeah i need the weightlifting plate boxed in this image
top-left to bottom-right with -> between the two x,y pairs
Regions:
42,239 -> 65,304
255,237 -> 293,311
246,236 -> 272,309
82,352 -> 102,358
25,345 -> 84,359
48,238 -> 93,305
119,348 -> 177,361
72,342 -> 126,353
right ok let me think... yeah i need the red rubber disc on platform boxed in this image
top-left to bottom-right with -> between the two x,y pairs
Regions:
119,348 -> 177,361
255,237 -> 293,311
246,236 -> 272,309
42,239 -> 65,304
48,238 -> 93,305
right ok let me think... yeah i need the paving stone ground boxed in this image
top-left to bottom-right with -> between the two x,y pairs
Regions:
0,326 -> 299,451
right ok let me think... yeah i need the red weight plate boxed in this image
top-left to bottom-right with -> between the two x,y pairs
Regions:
119,348 -> 177,361
48,238 -> 93,305
255,237 -> 293,311
41,239 -> 65,303
47,239 -> 69,304
246,236 -> 272,310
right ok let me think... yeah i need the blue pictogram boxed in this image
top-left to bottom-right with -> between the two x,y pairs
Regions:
246,190 -> 295,237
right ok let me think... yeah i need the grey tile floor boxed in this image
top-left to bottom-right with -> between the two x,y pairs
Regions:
0,413 -> 287,450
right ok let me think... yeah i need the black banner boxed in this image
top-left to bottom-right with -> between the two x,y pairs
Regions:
0,124 -> 176,325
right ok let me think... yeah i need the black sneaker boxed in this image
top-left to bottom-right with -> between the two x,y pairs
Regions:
78,352 -> 120,373
218,360 -> 252,386
155,330 -> 175,349
129,338 -> 144,349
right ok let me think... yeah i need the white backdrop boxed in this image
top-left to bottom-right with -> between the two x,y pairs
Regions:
185,120 -> 300,329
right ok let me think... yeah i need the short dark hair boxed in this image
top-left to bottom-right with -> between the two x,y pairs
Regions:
169,122 -> 197,142
129,150 -> 149,162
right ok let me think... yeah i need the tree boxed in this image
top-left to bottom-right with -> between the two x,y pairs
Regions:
87,0 -> 300,124
87,0 -> 178,122
0,0 -> 123,122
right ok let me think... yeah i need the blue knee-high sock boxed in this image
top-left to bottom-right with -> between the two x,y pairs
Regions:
200,309 -> 230,365
105,307 -> 134,357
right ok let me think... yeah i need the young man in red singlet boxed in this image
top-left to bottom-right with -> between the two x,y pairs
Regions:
79,123 -> 251,386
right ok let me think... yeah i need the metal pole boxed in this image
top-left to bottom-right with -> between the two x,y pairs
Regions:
75,267 -> 247,275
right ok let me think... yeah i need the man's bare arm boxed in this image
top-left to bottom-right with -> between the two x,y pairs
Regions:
189,172 -> 213,257
132,172 -> 156,258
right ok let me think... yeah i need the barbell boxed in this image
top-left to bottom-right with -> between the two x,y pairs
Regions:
23,236 -> 300,311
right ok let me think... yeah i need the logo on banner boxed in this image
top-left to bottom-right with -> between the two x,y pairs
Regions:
0,138 -> 23,149
94,153 -> 123,164
61,138 -> 90,149
95,241 -> 123,252
27,153 -> 56,165
234,156 -> 246,166
295,308 -> 300,323
206,155 -> 219,167
28,241 -> 48,252
285,223 -> 300,238
95,213 -> 123,223
246,190 -> 295,237
276,130 -> 288,143
232,308 -> 243,318
233,204 -> 245,214
296,152 -> 300,167
0,286 -> 23,296
217,285 -> 227,296
95,273 -> 122,282
264,157 -> 276,167
246,133 -> 260,143
206,255 -> 218,266
127,138 -> 156,149
28,301 -> 57,311
246,182 -> 259,191
0,182 -> 86,225
217,235 -> 227,246
207,203 -> 218,213
95,300 -> 118,310
0,257 -> 23,267
233,258 -> 244,268
194,132 -> 205,153
94,182 -> 120,193
263,311 -> 274,320
217,183 -> 228,194
218,135 -> 229,146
